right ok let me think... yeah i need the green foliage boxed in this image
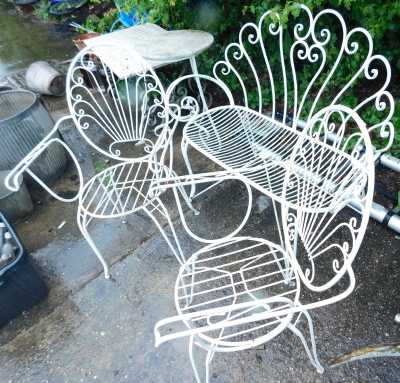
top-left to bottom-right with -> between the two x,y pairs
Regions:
94,161 -> 109,173
81,4 -> 119,33
388,100 -> 400,157
33,0 -> 51,20
267,2 -> 302,28
94,161 -> 111,185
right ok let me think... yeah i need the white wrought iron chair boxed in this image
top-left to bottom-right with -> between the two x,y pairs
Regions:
165,4 -> 394,244
153,105 -> 376,381
66,43 -> 196,278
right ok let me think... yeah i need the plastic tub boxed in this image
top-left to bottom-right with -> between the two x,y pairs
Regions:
0,212 -> 47,328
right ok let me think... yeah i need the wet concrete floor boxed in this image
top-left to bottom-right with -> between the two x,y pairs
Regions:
0,85 -> 400,382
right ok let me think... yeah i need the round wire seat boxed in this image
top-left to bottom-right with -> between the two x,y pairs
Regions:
79,160 -> 166,219
174,236 -> 300,352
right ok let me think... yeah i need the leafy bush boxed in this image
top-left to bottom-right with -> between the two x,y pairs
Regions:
33,0 -> 52,20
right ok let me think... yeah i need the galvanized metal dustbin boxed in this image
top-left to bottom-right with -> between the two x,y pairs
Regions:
0,90 -> 67,187
0,170 -> 34,224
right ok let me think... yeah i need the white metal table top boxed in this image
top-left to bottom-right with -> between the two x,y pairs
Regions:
84,23 -> 214,78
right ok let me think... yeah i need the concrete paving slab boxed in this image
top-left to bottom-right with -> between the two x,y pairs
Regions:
1,201 -> 400,383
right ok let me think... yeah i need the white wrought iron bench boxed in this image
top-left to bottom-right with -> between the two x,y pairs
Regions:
166,4 -> 395,214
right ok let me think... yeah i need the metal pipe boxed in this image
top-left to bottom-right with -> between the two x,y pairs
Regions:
379,154 -> 400,173
369,202 -> 400,233
347,201 -> 400,233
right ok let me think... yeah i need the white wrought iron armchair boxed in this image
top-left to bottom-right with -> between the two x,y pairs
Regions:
65,43 -> 199,278
153,105 -> 376,381
5,44 -> 194,279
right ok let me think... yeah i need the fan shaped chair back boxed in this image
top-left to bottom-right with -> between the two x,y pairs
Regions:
211,4 -> 394,154
281,105 -> 375,300
66,43 -> 175,172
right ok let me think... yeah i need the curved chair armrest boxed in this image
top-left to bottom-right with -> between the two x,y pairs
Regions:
155,296 -> 296,347
155,267 -> 357,349
149,163 -> 286,243
5,115 -> 84,203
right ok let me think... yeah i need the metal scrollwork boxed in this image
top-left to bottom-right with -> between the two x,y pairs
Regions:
65,44 -> 172,163
208,4 -> 394,152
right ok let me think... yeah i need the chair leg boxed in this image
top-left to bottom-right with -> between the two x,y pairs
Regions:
287,311 -> 324,373
180,139 -> 224,204
205,349 -> 215,383
143,198 -> 186,265
170,169 -> 199,215
188,56 -> 210,114
180,262 -> 196,306
181,138 -> 197,201
189,336 -> 203,383
189,336 -> 216,383
77,208 -> 110,279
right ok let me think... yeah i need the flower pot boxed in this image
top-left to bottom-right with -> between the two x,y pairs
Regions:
72,32 -> 101,50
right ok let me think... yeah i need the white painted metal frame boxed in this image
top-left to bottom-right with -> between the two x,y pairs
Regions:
66,42 -> 196,278
152,4 -> 386,379
84,24 -> 215,119
5,116 -> 83,204
4,43 -> 196,280
165,4 -> 394,210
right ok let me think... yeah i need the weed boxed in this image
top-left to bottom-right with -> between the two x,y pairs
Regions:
94,161 -> 109,173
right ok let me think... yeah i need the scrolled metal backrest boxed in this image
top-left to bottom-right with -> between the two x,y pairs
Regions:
213,4 -> 394,153
66,43 -> 176,169
281,106 -> 375,294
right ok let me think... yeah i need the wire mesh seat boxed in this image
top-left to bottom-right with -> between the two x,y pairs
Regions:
80,161 -> 164,219
155,236 -> 324,382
